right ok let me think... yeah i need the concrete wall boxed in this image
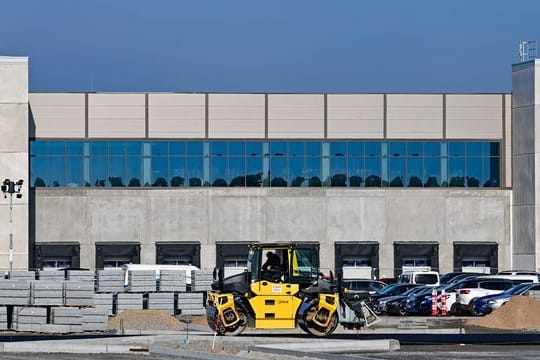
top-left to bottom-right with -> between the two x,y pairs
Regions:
33,188 -> 511,276
0,57 -> 28,270
512,60 -> 540,271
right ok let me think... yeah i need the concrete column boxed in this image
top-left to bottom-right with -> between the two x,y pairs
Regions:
512,59 -> 540,271
0,57 -> 29,270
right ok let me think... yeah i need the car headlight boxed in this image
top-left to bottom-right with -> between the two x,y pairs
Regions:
487,300 -> 495,304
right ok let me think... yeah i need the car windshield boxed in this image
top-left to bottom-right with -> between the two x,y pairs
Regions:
403,287 -> 423,296
379,284 -> 402,294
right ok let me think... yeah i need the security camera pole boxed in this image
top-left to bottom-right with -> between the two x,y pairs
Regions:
1,179 -> 23,272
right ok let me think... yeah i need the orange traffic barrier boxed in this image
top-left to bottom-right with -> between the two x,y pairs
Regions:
431,287 -> 438,316
441,289 -> 447,316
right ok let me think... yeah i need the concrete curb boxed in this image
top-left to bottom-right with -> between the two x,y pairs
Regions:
249,339 -> 399,356
150,345 -> 246,359
0,340 -> 148,353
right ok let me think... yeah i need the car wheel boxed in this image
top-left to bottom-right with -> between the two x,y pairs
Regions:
469,298 -> 478,316
450,303 -> 460,316
398,307 -> 407,316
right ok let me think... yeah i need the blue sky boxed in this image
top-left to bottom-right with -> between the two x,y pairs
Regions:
1,0 -> 539,93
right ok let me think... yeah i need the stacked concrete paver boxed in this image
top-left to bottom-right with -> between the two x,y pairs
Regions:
12,307 -> 47,332
117,293 -> 143,313
67,270 -> 95,283
148,292 -> 175,315
0,280 -> 31,305
81,307 -> 109,331
31,281 -> 63,306
127,270 -> 156,292
38,270 -> 65,281
177,292 -> 205,316
96,269 -> 124,293
191,271 -> 213,292
0,307 -> 7,330
159,270 -> 187,292
50,307 -> 83,333
64,281 -> 95,306
8,271 -> 35,281
94,293 -> 113,315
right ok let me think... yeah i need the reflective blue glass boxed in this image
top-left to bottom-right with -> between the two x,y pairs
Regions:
126,142 -> 142,156
424,157 -> 440,187
31,141 -> 47,156
151,142 -> 168,156
170,157 -> 185,187
364,157 -> 381,187
186,157 -> 203,186
211,157 -> 228,186
389,142 -> 405,157
186,142 -> 203,156
246,157 -> 262,187
306,142 -> 321,156
66,142 -> 83,155
348,157 -> 363,187
448,142 -> 465,157
270,157 -> 288,187
289,142 -> 305,157
448,157 -> 465,187
246,141 -> 262,157
407,142 -> 423,157
229,157 -> 245,187
407,157 -> 423,187
424,142 -> 441,156
484,157 -> 500,187
108,142 -> 125,156
388,157 -> 405,187
330,142 -> 346,157
271,142 -> 287,157
49,142 -> 65,156
91,157 -> 107,187
289,157 -> 305,187
330,157 -> 347,186
91,142 -> 107,156
485,142 -> 500,157
169,142 -> 185,156
466,157 -> 482,187
125,157 -> 142,187
466,142 -> 483,156
365,142 -> 381,157
31,156 -> 48,187
108,156 -> 125,187
211,141 -> 227,157
306,157 -> 321,187
151,157 -> 169,186
348,142 -> 363,157
229,142 -> 245,156
49,157 -> 64,187
65,157 -> 82,187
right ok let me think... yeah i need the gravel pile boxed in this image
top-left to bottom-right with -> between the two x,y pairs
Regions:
108,309 -> 183,331
467,296 -> 540,330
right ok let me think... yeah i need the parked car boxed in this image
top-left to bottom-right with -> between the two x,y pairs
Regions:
454,278 -> 516,314
403,286 -> 442,315
397,271 -> 440,286
472,282 -> 540,315
375,286 -> 427,315
440,272 -> 481,284
369,283 -> 422,304
343,279 -> 387,294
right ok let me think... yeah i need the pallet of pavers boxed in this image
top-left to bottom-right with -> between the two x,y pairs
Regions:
12,307 -> 47,332
50,307 -> 83,333
191,270 -> 213,292
117,293 -> 143,313
159,270 -> 187,292
38,269 -> 65,281
148,292 -> 175,315
67,270 -> 95,283
96,269 -> 125,293
0,280 -> 31,305
31,281 -> 64,306
0,307 -> 7,330
94,293 -> 114,315
81,307 -> 109,331
64,281 -> 95,306
177,292 -> 205,316
8,271 -> 35,281
127,270 -> 156,292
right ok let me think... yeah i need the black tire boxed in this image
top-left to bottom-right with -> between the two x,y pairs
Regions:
398,306 -> 407,316
222,309 -> 248,336
304,313 -> 339,337
469,298 -> 478,316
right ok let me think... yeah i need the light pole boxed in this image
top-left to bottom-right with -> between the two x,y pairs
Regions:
1,179 -> 23,272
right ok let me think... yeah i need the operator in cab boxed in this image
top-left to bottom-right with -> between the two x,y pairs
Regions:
262,251 -> 282,282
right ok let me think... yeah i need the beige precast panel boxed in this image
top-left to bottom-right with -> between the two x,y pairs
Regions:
387,94 -> 443,139
327,94 -> 384,139
148,93 -> 205,138
29,93 -> 85,138
0,57 -> 28,104
505,94 -> 512,188
88,93 -> 145,138
209,94 -> 265,138
268,94 -> 324,138
446,94 -> 502,139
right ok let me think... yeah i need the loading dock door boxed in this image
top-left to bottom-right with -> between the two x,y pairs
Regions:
95,242 -> 141,269
335,242 -> 379,279
216,242 -> 250,277
156,242 -> 201,268
393,242 -> 438,277
34,242 -> 80,270
454,242 -> 498,274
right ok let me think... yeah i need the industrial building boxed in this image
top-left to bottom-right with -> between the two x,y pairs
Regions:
0,56 -> 539,278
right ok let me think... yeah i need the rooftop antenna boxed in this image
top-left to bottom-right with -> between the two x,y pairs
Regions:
519,40 -> 537,62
